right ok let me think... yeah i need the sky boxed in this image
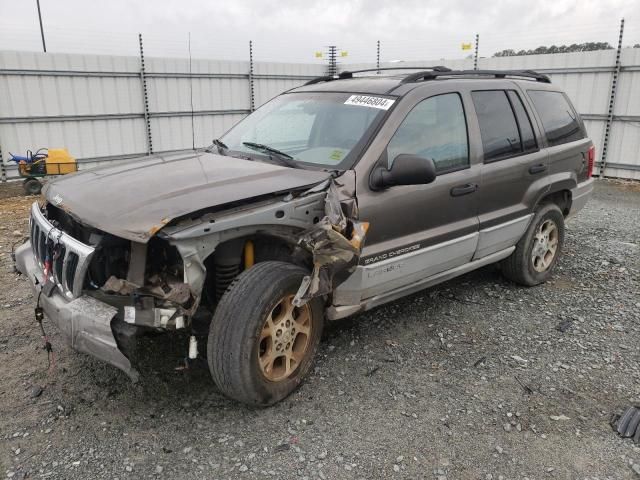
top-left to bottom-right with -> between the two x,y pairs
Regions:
0,0 -> 639,63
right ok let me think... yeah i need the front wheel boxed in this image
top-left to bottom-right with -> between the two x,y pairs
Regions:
207,261 -> 324,406
501,203 -> 565,286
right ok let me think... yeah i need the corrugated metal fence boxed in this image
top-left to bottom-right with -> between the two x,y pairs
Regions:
0,50 -> 325,179
1,48 -> 639,180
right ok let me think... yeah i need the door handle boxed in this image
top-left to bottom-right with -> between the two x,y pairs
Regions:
528,164 -> 547,174
450,183 -> 478,197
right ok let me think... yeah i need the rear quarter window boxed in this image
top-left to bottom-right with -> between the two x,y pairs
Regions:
527,90 -> 585,146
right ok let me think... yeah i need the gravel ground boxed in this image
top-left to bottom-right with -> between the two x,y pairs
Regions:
1,180 -> 639,480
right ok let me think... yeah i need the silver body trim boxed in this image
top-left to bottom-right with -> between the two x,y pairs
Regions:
327,247 -> 515,320
474,214 -> 533,260
333,233 -> 479,305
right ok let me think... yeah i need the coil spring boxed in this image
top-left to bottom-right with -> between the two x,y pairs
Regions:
215,263 -> 240,301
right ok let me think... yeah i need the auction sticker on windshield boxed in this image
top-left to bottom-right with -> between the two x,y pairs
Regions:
344,95 -> 395,110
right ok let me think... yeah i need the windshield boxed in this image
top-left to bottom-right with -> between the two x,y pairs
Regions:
220,92 -> 393,169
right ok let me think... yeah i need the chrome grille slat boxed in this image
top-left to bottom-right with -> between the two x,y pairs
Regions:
28,202 -> 95,299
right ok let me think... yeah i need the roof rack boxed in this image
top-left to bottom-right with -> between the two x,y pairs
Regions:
303,66 -> 451,86
400,69 -> 551,84
338,66 -> 451,79
303,68 -> 551,87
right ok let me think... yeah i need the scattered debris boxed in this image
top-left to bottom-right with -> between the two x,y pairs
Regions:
29,385 -> 43,398
610,406 -> 640,444
514,376 -> 534,395
473,356 -> 487,367
556,318 -> 573,332
511,355 -> 528,364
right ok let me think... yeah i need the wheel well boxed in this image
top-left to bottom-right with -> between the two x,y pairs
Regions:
201,234 -> 312,308
539,189 -> 572,217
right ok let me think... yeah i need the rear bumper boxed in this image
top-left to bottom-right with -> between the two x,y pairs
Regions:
568,178 -> 594,218
14,241 -> 139,381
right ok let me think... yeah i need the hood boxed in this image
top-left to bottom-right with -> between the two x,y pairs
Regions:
45,151 -> 332,242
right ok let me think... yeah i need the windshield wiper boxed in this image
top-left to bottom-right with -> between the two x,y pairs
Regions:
209,138 -> 229,154
242,142 -> 298,168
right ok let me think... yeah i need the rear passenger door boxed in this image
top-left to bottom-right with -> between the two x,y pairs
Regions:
471,89 -> 549,259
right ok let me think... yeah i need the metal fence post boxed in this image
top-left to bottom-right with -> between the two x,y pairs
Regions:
327,46 -> 337,76
599,18 -> 624,178
376,40 -> 381,74
473,34 -> 479,70
249,40 -> 255,112
0,141 -> 6,183
138,33 -> 153,155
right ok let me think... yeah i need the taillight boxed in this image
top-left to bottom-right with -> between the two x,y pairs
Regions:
587,145 -> 595,178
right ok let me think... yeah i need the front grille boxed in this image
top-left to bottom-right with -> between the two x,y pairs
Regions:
29,202 -> 95,299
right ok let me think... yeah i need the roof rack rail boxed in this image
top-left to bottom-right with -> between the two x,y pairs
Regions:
338,66 -> 451,79
400,69 -> 551,84
303,75 -> 335,86
303,66 -> 452,86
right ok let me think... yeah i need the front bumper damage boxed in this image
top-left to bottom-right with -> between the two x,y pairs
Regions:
14,173 -> 367,380
14,241 -> 140,381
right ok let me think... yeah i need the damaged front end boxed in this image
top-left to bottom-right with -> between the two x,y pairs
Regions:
14,173 -> 368,380
293,180 -> 369,306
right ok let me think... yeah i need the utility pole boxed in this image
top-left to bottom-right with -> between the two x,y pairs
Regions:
36,0 -> 47,52
473,34 -> 479,70
376,40 -> 381,74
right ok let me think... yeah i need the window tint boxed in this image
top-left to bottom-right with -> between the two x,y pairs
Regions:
472,90 -> 521,162
507,91 -> 537,152
387,93 -> 468,174
527,90 -> 584,146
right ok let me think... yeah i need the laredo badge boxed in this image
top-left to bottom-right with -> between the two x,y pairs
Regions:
344,95 -> 395,110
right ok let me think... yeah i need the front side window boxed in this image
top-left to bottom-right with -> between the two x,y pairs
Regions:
220,92 -> 391,169
527,90 -> 584,146
387,93 -> 469,174
472,90 -> 522,162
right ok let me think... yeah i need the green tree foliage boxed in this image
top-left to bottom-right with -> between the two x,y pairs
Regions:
493,42 -> 614,57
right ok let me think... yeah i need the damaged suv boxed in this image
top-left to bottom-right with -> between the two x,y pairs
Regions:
15,67 -> 594,406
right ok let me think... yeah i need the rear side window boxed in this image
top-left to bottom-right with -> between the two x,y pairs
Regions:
507,91 -> 537,152
527,90 -> 584,146
387,93 -> 469,174
471,90 -> 522,162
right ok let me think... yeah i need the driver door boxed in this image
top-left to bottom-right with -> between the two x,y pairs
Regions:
336,92 -> 481,303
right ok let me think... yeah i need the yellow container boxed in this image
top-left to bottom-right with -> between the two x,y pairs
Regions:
45,148 -> 77,175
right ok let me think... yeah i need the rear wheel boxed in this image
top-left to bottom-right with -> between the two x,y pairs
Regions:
207,261 -> 323,406
501,203 -> 565,286
23,178 -> 42,195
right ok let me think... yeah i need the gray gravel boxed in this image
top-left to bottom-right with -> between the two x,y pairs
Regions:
1,180 -> 639,479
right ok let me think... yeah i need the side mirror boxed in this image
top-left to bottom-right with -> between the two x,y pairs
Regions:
370,154 -> 437,190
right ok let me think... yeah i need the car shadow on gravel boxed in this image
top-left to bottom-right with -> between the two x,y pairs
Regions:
64,262 -> 507,412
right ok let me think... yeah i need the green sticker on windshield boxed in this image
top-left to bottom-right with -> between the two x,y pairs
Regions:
329,149 -> 344,161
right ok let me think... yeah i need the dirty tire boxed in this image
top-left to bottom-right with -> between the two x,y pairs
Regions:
23,178 -> 42,195
208,261 -> 323,407
501,203 -> 565,286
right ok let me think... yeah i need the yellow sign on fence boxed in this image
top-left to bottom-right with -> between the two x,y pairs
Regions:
461,43 -> 473,51
315,51 -> 323,58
